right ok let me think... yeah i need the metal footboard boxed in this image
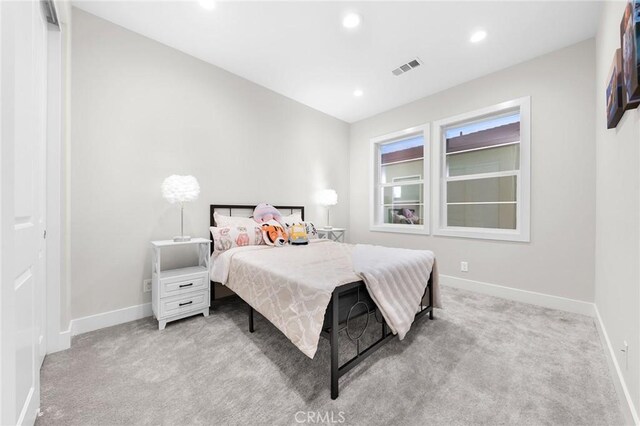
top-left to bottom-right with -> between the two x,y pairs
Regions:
322,275 -> 434,399
246,275 -> 434,399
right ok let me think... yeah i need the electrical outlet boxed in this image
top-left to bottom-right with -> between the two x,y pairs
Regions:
143,279 -> 152,293
460,261 -> 468,272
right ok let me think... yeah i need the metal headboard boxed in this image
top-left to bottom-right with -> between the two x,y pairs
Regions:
209,204 -> 305,227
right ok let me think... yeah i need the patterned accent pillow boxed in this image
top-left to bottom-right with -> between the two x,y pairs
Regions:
303,221 -> 319,239
210,225 -> 263,253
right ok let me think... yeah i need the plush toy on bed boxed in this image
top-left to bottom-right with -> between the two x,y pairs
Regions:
287,223 -> 309,245
261,223 -> 288,247
253,203 -> 285,227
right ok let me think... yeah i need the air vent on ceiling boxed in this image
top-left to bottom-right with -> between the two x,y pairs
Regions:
392,58 -> 422,76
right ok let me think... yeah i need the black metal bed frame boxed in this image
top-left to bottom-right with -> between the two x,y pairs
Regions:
210,204 -> 434,399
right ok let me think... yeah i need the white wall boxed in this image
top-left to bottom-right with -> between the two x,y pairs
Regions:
70,9 -> 349,319
594,1 -> 640,420
349,39 -> 596,303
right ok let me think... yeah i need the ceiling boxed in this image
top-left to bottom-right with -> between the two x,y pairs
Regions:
73,1 -> 602,123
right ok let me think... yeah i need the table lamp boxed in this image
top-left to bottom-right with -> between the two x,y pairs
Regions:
161,175 -> 200,242
317,189 -> 338,229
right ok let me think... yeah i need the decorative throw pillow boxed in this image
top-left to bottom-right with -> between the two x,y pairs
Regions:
261,222 -> 288,247
303,221 -> 319,239
210,225 -> 263,253
213,212 -> 259,228
287,223 -> 309,245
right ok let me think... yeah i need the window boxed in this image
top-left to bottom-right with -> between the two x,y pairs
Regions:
370,124 -> 430,234
432,97 -> 530,241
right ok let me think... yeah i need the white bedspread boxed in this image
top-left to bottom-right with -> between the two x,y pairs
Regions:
352,244 -> 441,339
211,240 -> 440,358
212,240 -> 359,358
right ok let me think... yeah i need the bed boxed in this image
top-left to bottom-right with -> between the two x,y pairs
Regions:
209,204 -> 438,399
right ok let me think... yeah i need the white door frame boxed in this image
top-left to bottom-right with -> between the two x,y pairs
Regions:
45,3 -> 67,354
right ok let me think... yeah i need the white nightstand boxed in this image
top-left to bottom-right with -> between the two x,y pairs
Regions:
317,228 -> 346,243
150,238 -> 211,330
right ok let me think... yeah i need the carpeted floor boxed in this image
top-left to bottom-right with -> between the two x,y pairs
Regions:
37,287 -> 623,426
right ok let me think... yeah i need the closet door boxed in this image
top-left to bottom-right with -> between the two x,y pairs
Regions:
1,0 -> 48,424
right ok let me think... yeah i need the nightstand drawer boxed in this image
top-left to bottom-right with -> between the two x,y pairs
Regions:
160,291 -> 209,318
160,273 -> 207,297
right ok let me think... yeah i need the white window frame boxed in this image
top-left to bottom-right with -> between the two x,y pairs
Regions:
369,123 -> 430,235
432,97 -> 531,242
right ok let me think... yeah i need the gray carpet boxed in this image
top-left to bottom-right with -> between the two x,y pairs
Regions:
38,287 -> 623,425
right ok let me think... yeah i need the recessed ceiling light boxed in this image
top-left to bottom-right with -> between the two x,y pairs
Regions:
353,89 -> 363,97
470,30 -> 487,43
199,0 -> 216,10
342,13 -> 362,29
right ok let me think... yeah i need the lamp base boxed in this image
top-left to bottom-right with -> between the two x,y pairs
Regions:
173,235 -> 191,242
323,225 -> 333,230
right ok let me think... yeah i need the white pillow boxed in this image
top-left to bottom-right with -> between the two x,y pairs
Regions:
281,213 -> 303,225
214,212 -> 258,228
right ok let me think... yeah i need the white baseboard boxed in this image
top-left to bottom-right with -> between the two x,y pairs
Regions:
45,304 -> 151,353
59,328 -> 71,349
46,328 -> 71,354
440,274 -> 637,424
440,274 -> 595,316
70,302 -> 152,336
594,306 -> 639,426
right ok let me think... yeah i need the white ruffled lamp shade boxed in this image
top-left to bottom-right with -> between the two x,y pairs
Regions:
162,175 -> 200,241
162,175 -> 200,204
317,189 -> 338,229
317,189 -> 338,207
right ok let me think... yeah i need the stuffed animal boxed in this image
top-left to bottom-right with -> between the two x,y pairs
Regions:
253,203 -> 284,227
287,223 -> 309,245
261,223 -> 288,247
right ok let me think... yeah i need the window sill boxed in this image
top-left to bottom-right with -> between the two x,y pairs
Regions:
434,226 -> 529,242
369,224 -> 430,235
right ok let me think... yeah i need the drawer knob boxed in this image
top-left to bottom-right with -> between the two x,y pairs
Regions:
179,283 -> 193,288
179,301 -> 193,306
